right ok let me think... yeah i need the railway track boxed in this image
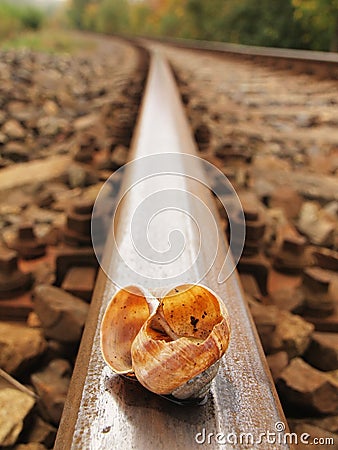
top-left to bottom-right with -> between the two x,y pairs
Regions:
147,36 -> 338,79
0,34 -> 337,449
55,51 -> 288,450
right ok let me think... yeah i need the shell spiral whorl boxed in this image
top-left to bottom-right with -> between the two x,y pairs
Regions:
100,284 -> 231,402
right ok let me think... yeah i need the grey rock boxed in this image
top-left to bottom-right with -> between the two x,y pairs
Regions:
33,285 -> 89,343
308,415 -> 338,434
8,101 -> 35,122
248,301 -> 278,353
13,443 -> 47,450
277,358 -> 338,414
271,310 -> 314,358
42,100 -> 59,116
65,163 -> 99,189
36,116 -> 68,137
304,332 -> 338,371
269,186 -> 303,219
313,248 -> 338,271
301,267 -> 336,317
296,113 -> 319,128
0,388 -> 35,446
73,113 -> 100,131
273,235 -> 311,274
26,415 -> 57,447
323,201 -> 338,218
32,261 -> 56,286
2,142 -> 29,162
0,322 -> 47,374
0,131 -> 8,145
298,202 -> 336,247
2,119 -> 25,139
266,351 -> 289,382
31,359 -> 71,425
110,145 -> 128,170
269,287 -> 304,313
0,110 -> 6,125
66,164 -> 87,188
288,420 -> 337,450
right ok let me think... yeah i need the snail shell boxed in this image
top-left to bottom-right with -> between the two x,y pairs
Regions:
100,284 -> 231,402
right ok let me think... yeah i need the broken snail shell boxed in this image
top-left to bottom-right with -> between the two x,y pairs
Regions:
100,284 -> 231,403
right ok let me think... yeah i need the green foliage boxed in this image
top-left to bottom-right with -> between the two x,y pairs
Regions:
67,0 -> 129,33
186,0 -> 229,40
67,0 -> 91,28
292,0 -> 338,51
96,0 -> 129,34
0,3 -> 22,40
65,0 -> 337,51
2,29 -> 97,54
0,1 -> 44,41
129,4 -> 153,35
220,0 -> 306,49
20,6 -> 44,30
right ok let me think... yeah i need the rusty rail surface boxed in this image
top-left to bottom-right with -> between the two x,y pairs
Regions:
55,51 -> 289,449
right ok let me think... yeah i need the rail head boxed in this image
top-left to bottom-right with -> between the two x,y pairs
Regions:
142,35 -> 338,64
139,36 -> 338,80
55,52 -> 290,450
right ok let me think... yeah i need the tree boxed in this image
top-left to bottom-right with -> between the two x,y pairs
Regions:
68,0 -> 92,28
129,2 -> 153,35
218,0 -> 306,49
96,0 -> 129,34
65,0 -> 337,51
186,0 -> 230,40
292,0 -> 338,51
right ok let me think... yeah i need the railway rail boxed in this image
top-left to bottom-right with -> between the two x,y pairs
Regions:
55,49 -> 289,449
0,34 -> 337,449
144,36 -> 338,79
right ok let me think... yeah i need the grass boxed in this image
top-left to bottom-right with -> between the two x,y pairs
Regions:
0,0 -> 97,55
1,29 -> 97,54
0,1 -> 44,40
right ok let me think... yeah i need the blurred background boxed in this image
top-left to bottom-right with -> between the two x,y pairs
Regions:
0,0 -> 337,52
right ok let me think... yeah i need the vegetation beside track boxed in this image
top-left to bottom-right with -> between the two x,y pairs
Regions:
1,1 -> 336,53
0,0 -> 44,41
66,0 -> 338,52
0,0 -> 97,54
1,28 -> 97,54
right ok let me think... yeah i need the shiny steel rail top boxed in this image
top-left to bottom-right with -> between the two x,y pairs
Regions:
55,51 -> 289,450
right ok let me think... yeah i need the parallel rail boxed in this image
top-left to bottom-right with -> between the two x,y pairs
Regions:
55,50 -> 289,449
142,36 -> 338,79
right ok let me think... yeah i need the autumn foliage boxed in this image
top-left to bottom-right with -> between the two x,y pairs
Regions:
67,0 -> 338,51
